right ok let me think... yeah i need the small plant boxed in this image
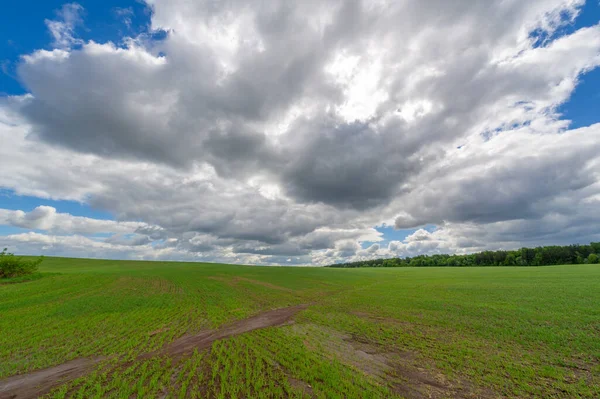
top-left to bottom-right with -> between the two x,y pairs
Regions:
0,248 -> 43,278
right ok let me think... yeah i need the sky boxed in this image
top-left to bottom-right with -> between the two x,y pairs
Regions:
0,0 -> 599,265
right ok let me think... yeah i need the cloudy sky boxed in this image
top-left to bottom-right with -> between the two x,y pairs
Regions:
1,0 -> 599,265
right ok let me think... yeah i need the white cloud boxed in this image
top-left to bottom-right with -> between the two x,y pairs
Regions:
113,7 -> 134,29
44,3 -> 84,49
0,206 -> 147,235
1,0 -> 600,264
2,232 -> 189,261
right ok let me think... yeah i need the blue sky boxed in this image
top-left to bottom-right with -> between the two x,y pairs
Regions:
0,189 -> 111,218
1,0 -> 150,95
555,1 -> 600,128
0,190 -> 111,236
0,0 -> 600,261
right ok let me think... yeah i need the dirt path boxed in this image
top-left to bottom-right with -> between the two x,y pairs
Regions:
0,304 -> 308,399
150,303 -> 308,357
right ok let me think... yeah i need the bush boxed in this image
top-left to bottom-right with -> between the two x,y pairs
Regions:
0,248 -> 43,278
587,253 -> 599,264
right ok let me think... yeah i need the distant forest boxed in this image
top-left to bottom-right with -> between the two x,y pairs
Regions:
329,242 -> 600,268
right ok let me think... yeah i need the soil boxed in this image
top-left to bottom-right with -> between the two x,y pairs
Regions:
0,357 -> 103,399
148,304 -> 308,358
0,304 -> 308,399
287,376 -> 315,397
296,323 -> 499,399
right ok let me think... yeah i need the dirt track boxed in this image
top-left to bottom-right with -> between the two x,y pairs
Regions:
151,303 -> 308,357
0,304 -> 308,399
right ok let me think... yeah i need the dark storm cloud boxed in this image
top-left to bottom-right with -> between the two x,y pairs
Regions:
394,126 -> 600,229
105,234 -> 152,246
281,120 -> 423,209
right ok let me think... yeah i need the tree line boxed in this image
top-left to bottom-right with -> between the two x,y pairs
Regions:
328,242 -> 600,268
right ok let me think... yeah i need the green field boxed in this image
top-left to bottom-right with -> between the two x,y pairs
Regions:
1,258 -> 599,398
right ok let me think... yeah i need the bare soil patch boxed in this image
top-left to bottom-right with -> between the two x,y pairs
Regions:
348,336 -> 497,398
287,376 -> 315,397
295,323 -> 499,399
0,357 -> 103,399
0,304 -> 308,399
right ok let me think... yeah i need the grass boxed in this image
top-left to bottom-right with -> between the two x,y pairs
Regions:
0,272 -> 48,285
1,257 -> 599,398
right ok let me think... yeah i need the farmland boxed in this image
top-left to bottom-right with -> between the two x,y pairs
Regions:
1,258 -> 599,398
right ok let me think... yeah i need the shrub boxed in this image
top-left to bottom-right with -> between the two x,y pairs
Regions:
587,253 -> 599,264
0,248 -> 43,278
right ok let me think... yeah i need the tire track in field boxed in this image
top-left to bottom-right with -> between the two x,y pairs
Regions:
148,303 -> 308,358
0,304 -> 309,399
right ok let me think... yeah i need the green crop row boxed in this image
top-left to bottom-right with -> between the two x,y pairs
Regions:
1,257 -> 598,397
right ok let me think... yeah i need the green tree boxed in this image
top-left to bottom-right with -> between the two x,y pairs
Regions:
587,253 -> 599,264
504,253 -> 516,266
0,249 -> 43,279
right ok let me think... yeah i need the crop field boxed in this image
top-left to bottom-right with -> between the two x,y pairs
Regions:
0,258 -> 599,398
